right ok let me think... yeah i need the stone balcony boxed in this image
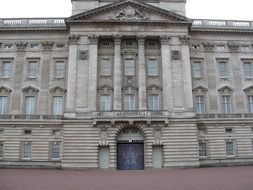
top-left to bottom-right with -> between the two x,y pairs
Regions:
196,113 -> 253,120
0,115 -> 63,120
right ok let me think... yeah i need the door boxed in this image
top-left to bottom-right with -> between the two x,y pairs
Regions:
117,143 -> 144,170
152,145 -> 163,169
99,146 -> 110,169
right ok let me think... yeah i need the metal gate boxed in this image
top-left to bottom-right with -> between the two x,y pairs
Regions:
117,143 -> 144,170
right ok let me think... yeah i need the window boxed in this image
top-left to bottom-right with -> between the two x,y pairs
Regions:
195,96 -> 205,114
53,96 -> 63,115
225,128 -> 233,134
216,44 -> 226,50
0,129 -> 3,135
241,45 -> 250,51
243,62 -> 252,78
0,96 -> 8,115
148,59 -> 158,76
23,129 -> 32,135
54,61 -> 65,78
124,58 -> 135,75
3,44 -> 13,49
100,59 -> 111,76
56,43 -> 65,49
222,95 -> 232,113
100,96 -> 111,111
124,95 -> 135,110
22,142 -> 32,159
198,128 -> 206,136
25,96 -> 35,115
148,95 -> 159,110
0,142 -> 3,159
30,44 -> 39,49
248,96 -> 253,113
27,60 -> 38,78
226,141 -> 234,156
193,62 -> 202,79
219,62 -> 229,78
52,129 -> 61,136
51,142 -> 60,159
1,61 -> 11,78
199,141 -> 207,157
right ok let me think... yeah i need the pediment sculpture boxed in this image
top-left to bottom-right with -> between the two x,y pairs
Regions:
110,6 -> 149,21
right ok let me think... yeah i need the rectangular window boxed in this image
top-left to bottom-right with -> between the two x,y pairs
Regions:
222,95 -> 232,114
53,96 -> 63,115
219,62 -> 229,78
148,95 -> 159,110
249,96 -> 253,113
25,96 -> 35,115
226,141 -> 234,156
51,143 -> 60,159
23,129 -> 32,135
100,96 -> 111,111
1,62 -> 11,78
148,59 -> 158,76
0,96 -> 8,115
100,59 -> 111,76
27,60 -> 38,77
22,142 -> 32,159
0,142 -> 3,159
195,96 -> 205,114
124,58 -> 135,75
198,128 -> 206,136
243,62 -> 252,78
54,61 -> 65,78
124,95 -> 135,111
225,128 -> 233,134
193,62 -> 202,79
199,142 -> 207,157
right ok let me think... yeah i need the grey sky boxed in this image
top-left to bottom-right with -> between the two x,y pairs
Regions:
0,0 -> 252,21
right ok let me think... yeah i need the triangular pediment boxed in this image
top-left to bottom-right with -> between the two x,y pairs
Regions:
66,0 -> 191,24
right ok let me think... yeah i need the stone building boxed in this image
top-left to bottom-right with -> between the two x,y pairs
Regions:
0,0 -> 253,170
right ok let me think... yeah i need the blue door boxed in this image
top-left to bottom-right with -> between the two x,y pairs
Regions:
117,143 -> 144,170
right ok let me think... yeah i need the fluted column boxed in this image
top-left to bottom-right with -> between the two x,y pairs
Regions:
180,36 -> 194,111
87,35 -> 99,111
161,35 -> 172,111
138,35 -> 147,110
113,35 -> 122,111
66,35 -> 80,114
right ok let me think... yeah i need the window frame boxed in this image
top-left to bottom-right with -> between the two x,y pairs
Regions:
148,95 -> 160,111
222,95 -> 232,114
147,59 -> 158,76
26,59 -> 39,79
198,141 -> 208,158
100,58 -> 112,76
54,60 -> 65,79
225,140 -> 235,157
21,141 -> 32,160
124,95 -> 136,111
195,95 -> 205,114
99,95 -> 111,111
243,61 -> 253,79
124,58 -> 135,76
24,96 -> 36,115
0,141 -> 3,159
218,61 -> 229,79
0,96 -> 8,115
52,96 -> 63,115
50,142 -> 61,160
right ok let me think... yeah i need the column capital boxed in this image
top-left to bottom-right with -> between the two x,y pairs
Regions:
137,35 -> 146,46
113,34 -> 122,45
160,35 -> 171,45
88,35 -> 99,45
69,35 -> 80,45
179,35 -> 190,45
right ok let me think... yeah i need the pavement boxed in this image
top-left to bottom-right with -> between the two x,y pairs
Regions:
0,166 -> 253,190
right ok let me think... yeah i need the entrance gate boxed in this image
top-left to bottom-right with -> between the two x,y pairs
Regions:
117,128 -> 144,170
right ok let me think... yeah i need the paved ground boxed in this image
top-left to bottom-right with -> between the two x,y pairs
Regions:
0,166 -> 253,190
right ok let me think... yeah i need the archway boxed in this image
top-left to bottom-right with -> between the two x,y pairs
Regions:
117,127 -> 144,170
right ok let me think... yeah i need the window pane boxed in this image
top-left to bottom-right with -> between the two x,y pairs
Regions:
193,62 -> 202,78
124,59 -> 135,75
124,95 -> 135,110
25,96 -> 35,115
100,96 -> 111,111
51,143 -> 60,159
219,62 -> 228,78
199,142 -> 207,157
222,96 -> 232,113
248,96 -> 253,113
0,96 -> 7,115
53,96 -> 63,115
27,61 -> 37,77
148,59 -> 158,76
22,142 -> 31,159
195,96 -> 205,114
55,61 -> 64,77
101,59 -> 111,76
2,62 -> 10,77
0,142 -> 3,158
148,95 -> 159,110
243,63 -> 252,78
226,142 -> 234,156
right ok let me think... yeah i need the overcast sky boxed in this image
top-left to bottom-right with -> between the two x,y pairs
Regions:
0,0 -> 252,21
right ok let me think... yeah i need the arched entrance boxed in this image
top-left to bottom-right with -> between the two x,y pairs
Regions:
117,127 -> 144,170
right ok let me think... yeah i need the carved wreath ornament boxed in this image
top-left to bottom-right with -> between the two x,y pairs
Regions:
110,6 -> 149,21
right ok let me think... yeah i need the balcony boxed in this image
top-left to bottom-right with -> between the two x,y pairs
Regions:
196,113 -> 253,119
0,114 -> 63,120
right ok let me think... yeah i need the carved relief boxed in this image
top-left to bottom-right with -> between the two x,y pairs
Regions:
110,6 -> 149,21
69,35 -> 80,45
243,86 -> 253,94
16,42 -> 28,50
88,35 -> 99,45
100,126 -> 109,140
98,85 -> 113,95
147,85 -> 161,95
192,85 -> 208,94
218,85 -> 233,94
22,86 -> 39,94
171,50 -> 181,60
154,126 -> 162,140
123,86 -> 137,95
49,86 -> 66,94
203,42 -> 215,51
228,42 -> 239,52
179,35 -> 190,45
42,42 -> 54,50
79,50 -> 88,60
160,35 -> 171,45
0,86 -> 12,93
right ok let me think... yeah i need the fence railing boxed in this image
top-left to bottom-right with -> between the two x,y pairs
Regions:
0,114 -> 63,120
196,113 -> 253,119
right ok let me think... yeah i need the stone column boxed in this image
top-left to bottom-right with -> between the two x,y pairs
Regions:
180,36 -> 194,111
66,35 -> 79,115
113,35 -> 122,111
87,35 -> 99,111
160,35 -> 173,111
137,35 -> 147,110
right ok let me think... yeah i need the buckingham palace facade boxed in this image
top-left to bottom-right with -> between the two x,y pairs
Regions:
0,0 -> 253,170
